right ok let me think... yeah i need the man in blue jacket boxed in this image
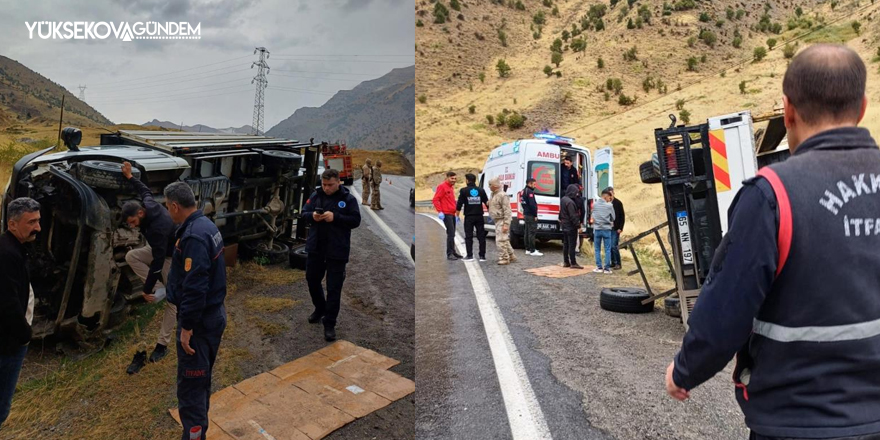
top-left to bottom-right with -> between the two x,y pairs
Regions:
164,182 -> 227,440
301,169 -> 361,342
666,44 -> 880,440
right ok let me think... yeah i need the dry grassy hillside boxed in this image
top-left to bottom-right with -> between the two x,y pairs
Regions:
416,0 -> 880,235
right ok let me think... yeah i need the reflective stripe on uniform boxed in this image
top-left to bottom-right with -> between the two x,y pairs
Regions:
753,316 -> 880,342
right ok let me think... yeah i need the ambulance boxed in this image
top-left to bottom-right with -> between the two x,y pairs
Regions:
478,132 -> 613,248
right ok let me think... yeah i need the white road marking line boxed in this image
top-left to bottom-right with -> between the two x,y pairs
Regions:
420,213 -> 553,440
351,183 -> 414,266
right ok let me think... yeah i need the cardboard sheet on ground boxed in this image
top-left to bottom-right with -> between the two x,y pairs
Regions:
170,340 -> 413,439
525,264 -> 597,278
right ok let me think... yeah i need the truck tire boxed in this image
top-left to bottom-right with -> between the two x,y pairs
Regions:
343,177 -> 354,186
639,160 -> 661,184
664,295 -> 682,318
77,160 -> 140,190
599,287 -> 655,314
289,243 -> 308,270
262,150 -> 302,172
510,232 -> 525,249
255,241 -> 289,265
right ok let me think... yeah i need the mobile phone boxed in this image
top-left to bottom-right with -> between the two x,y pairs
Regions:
315,208 -> 325,214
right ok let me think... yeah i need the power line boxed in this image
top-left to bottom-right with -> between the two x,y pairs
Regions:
92,88 -> 254,106
88,83 -> 254,104
560,1 -> 879,139
90,65 -> 250,92
93,54 -> 252,87
271,68 -> 383,77
270,57 -> 408,64
267,86 -> 335,96
269,73 -> 362,83
87,77 -> 252,101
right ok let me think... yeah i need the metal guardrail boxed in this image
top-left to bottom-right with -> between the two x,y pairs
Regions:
415,200 -> 433,208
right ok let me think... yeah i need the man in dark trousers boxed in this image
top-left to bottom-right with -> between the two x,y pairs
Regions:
455,173 -> 489,261
121,162 -> 177,371
560,155 -> 580,190
521,178 -> 542,256
0,198 -> 40,428
164,182 -> 227,440
558,184 -> 582,269
608,187 -> 625,270
432,171 -> 462,260
666,44 -> 880,440
301,169 -> 361,342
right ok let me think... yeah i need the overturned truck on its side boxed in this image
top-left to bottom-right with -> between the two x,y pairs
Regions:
2,129 -> 321,345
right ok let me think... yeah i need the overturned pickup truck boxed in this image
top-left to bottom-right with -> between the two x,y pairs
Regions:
2,129 -> 320,345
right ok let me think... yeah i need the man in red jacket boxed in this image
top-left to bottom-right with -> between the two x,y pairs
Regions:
432,171 -> 462,260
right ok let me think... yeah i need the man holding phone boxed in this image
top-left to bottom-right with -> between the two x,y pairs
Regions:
301,169 -> 362,342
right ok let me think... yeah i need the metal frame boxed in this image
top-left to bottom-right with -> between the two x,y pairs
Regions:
617,221 -> 677,305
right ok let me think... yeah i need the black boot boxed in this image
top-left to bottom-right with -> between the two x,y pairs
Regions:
127,350 -> 147,375
308,310 -> 324,324
324,326 -> 337,342
148,344 -> 167,363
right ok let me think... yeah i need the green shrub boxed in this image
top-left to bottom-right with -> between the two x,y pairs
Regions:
767,38 -> 777,49
434,2 -> 450,23
496,58 -> 512,77
699,12 -> 710,22
507,112 -> 526,129
618,93 -> 636,105
418,94 -> 427,104
468,105 -> 476,114
675,98 -> 685,110
533,11 -> 546,25
783,43 -> 797,59
687,56 -> 698,71
570,38 -> 587,52
551,51 -> 563,67
679,108 -> 691,124
486,115 -> 494,124
753,46 -> 768,62
597,57 -> 605,69
544,65 -> 554,76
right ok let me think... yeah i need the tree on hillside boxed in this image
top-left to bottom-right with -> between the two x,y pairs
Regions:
552,51 -> 563,67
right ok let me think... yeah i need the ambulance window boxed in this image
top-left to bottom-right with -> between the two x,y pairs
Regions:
527,161 -> 558,197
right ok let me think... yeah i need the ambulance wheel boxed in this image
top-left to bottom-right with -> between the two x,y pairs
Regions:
639,160 -> 661,184
599,287 -> 654,314
289,243 -> 308,270
510,232 -> 525,249
664,295 -> 682,318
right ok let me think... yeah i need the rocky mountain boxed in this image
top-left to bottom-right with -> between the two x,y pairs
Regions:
142,119 -> 255,134
267,65 -> 415,158
0,55 -> 112,127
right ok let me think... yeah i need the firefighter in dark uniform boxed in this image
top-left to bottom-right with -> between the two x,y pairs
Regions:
163,182 -> 227,440
455,173 -> 489,261
301,169 -> 361,342
665,44 -> 880,440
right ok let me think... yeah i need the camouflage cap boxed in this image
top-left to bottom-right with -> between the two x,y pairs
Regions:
365,159 -> 372,165
376,160 -> 382,166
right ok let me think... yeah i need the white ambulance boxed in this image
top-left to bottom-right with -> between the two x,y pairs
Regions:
478,132 -> 614,248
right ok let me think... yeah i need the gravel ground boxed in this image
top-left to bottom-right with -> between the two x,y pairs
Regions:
222,209 -> 415,439
472,237 -> 748,440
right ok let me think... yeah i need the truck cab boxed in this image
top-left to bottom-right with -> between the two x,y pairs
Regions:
479,132 -> 613,248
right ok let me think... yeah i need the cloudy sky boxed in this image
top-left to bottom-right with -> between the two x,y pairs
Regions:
0,0 -> 414,130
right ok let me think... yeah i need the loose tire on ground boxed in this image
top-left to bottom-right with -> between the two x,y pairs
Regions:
289,243 -> 308,270
599,287 -> 655,314
639,160 -> 661,184
77,160 -> 141,190
664,295 -> 681,318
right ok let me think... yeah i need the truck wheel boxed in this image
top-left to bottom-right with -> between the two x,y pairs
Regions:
77,160 -> 140,190
343,177 -> 354,186
664,295 -> 682,318
599,287 -> 655,314
639,160 -> 661,184
255,241 -> 289,265
262,150 -> 302,172
289,243 -> 308,270
510,232 -> 525,249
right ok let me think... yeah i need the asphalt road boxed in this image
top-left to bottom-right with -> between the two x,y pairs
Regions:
415,215 -> 748,440
351,174 -> 414,248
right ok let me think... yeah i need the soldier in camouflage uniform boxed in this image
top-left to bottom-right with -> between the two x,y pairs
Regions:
361,159 -> 372,206
488,177 -> 516,265
370,160 -> 384,210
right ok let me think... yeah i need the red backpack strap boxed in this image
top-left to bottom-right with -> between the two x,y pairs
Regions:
755,167 -> 792,277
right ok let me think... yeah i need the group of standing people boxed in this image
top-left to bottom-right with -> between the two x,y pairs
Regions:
0,164 -> 359,440
361,159 -> 384,210
432,166 -> 625,270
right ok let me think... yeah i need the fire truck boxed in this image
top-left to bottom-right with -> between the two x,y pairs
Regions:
320,142 -> 353,186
